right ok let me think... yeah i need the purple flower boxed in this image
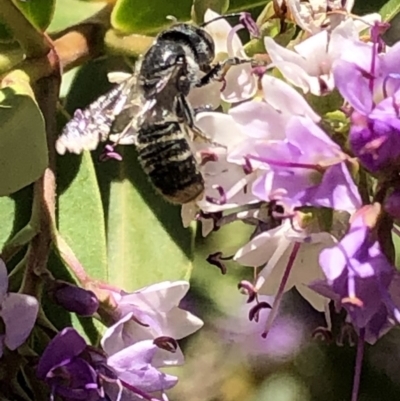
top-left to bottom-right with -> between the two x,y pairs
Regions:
37,328 -> 104,401
248,116 -> 361,212
333,39 -> 400,172
37,327 -> 176,401
180,74 -> 324,229
0,258 -> 38,358
310,206 -> 400,343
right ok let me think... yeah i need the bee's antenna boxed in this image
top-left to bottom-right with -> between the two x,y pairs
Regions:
200,13 -> 243,27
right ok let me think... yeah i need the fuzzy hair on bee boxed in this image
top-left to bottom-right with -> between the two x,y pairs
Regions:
56,14 -> 252,204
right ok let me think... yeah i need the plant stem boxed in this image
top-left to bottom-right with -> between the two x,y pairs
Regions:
351,328 -> 365,401
0,0 -> 51,57
21,74 -> 60,296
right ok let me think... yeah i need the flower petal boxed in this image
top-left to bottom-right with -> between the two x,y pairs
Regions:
234,225 -> 287,267
37,328 -> 87,379
333,59 -> 373,114
229,100 -> 287,140
196,112 -> 248,150
2,293 -> 38,351
108,340 -> 178,392
262,75 -> 320,122
120,281 -> 190,313
204,9 -> 242,55
107,339 -> 157,370
101,313 -> 137,356
221,63 -> 257,103
153,307 -> 204,339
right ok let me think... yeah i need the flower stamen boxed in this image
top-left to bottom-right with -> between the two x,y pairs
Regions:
247,154 -> 325,173
206,185 -> 227,205
238,280 -> 257,303
154,336 -> 178,353
207,252 -> 233,274
261,242 -> 301,338
249,301 -> 272,322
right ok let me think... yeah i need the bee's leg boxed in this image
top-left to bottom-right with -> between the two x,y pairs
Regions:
196,57 -> 252,88
177,95 -> 225,148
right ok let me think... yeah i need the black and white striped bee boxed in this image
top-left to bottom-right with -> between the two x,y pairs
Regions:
56,15 -> 250,204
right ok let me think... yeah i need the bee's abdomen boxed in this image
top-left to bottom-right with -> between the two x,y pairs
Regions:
137,122 -> 204,204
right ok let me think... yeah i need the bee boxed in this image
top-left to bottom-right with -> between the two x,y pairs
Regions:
56,14 -> 251,204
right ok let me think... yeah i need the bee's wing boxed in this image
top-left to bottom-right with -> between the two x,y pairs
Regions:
108,98 -> 144,146
56,74 -> 140,155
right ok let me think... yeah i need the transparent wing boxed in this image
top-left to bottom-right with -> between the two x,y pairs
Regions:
56,70 -> 144,155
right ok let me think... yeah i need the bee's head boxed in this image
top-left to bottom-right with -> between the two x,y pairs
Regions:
156,23 -> 215,69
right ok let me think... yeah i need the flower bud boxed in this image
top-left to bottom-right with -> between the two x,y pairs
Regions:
53,281 -> 99,316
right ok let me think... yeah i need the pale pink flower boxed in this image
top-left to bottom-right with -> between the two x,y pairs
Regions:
265,19 -> 363,95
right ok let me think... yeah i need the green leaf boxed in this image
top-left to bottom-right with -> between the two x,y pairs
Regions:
48,0 -> 106,32
96,146 -> 195,292
59,66 -> 81,99
305,90 -> 343,116
0,42 -> 24,75
379,0 -> 400,22
0,186 -> 33,250
229,0 -> 271,12
244,19 -> 296,57
57,151 -> 108,281
0,23 -> 13,42
0,86 -> 47,196
15,0 -> 56,31
353,0 -> 387,15
192,0 -> 230,24
111,0 -> 193,34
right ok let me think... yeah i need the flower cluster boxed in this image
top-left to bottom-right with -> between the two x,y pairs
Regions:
3,3 -> 400,401
175,5 -> 400,400
37,281 -> 202,401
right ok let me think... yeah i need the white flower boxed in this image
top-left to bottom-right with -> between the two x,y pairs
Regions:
234,218 -> 335,312
187,9 -> 257,107
101,281 -> 203,367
